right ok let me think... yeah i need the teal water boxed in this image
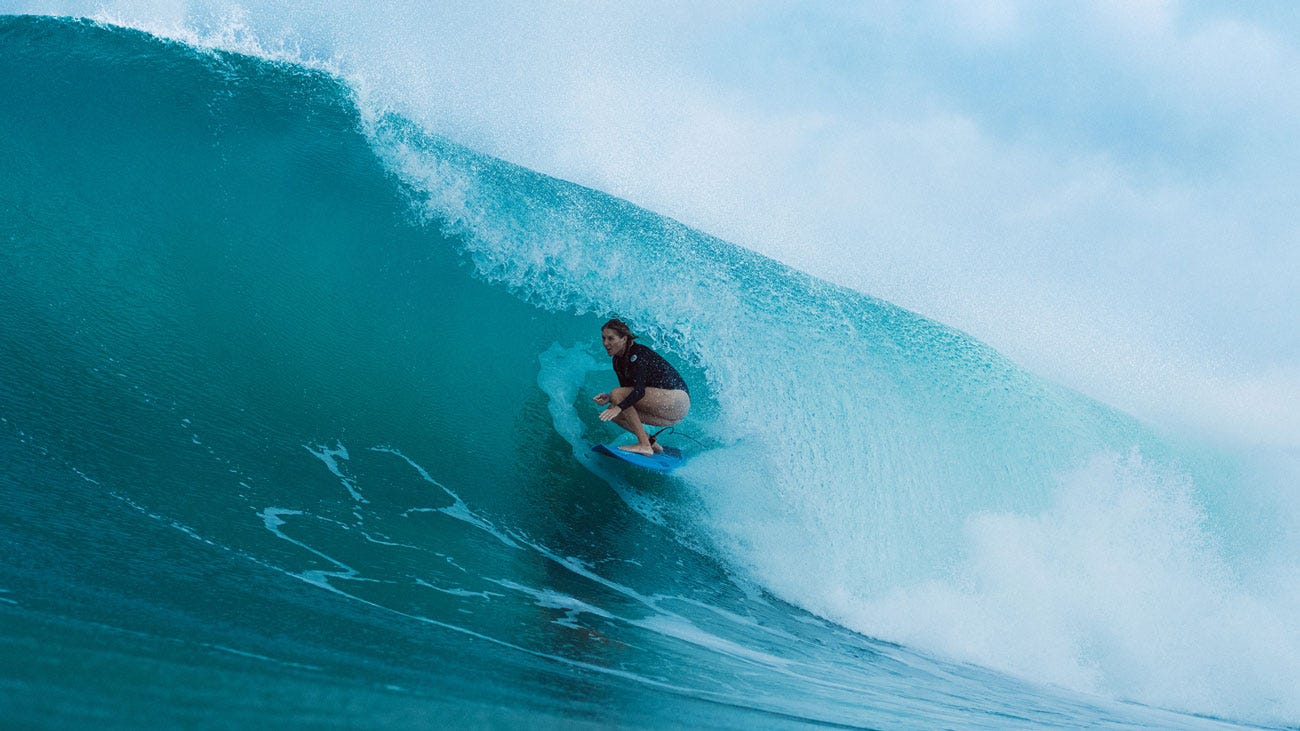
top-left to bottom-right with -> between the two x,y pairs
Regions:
1,16 -> 1293,729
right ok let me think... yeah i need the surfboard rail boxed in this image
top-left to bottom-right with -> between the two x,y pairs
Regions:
591,442 -> 684,473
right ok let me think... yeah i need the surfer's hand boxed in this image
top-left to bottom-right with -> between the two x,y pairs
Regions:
593,393 -> 611,405
599,406 -> 621,422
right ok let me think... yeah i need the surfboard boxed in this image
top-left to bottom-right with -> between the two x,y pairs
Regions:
591,442 -> 685,473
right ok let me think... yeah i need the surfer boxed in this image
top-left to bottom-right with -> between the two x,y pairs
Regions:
593,318 -> 691,456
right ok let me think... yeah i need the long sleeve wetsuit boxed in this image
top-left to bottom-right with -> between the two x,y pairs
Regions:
612,342 -> 689,410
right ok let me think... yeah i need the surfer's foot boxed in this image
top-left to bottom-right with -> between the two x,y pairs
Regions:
618,443 -> 655,457
652,442 -> 664,454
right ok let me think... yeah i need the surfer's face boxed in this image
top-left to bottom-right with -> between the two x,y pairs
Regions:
601,328 -> 628,357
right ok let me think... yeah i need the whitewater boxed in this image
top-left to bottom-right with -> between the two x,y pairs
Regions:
3,4 -> 1298,730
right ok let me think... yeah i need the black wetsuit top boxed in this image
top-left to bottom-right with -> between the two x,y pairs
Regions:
613,342 -> 689,410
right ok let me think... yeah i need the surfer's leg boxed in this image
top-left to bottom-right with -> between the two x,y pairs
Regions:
628,388 -> 691,427
608,387 -> 655,456
609,389 -> 690,455
615,406 -> 656,456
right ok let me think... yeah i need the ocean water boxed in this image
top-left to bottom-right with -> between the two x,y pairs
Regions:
2,14 -> 1297,730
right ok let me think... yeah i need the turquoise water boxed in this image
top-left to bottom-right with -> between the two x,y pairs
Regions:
1,16 -> 1293,729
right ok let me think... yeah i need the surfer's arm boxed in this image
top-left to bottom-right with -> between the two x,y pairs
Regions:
615,358 -> 648,411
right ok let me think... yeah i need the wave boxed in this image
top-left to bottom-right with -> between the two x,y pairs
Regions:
2,15 -> 1297,728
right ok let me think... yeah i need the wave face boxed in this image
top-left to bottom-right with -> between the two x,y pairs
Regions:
2,16 -> 1296,729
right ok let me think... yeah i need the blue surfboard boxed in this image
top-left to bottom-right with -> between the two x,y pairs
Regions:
591,442 -> 685,473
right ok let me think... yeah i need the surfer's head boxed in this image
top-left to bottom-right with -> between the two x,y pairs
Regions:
601,318 -> 636,357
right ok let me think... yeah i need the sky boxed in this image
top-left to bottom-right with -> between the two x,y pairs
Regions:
12,0 -> 1300,447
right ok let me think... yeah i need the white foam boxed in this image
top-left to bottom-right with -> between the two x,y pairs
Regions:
372,446 -> 521,549
302,442 -> 366,503
827,453 -> 1300,723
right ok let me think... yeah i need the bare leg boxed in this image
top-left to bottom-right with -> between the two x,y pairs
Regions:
613,406 -> 655,456
606,387 -> 689,456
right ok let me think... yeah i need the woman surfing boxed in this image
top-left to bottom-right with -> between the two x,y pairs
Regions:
593,319 -> 691,456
